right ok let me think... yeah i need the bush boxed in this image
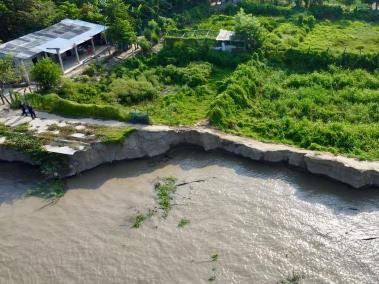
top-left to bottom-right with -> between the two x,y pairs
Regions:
31,57 -> 62,90
158,62 -> 212,87
26,93 -> 131,121
297,14 -> 316,31
58,79 -> 116,104
109,78 -> 157,105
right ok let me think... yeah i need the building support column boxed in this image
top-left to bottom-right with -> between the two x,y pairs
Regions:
21,60 -> 30,85
91,38 -> 96,54
74,44 -> 80,64
57,49 -> 65,73
103,32 -> 111,56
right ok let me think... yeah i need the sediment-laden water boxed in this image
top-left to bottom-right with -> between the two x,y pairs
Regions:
0,147 -> 378,284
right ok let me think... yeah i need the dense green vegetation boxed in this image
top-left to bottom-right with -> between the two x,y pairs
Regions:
4,1 -> 378,160
209,58 -> 379,159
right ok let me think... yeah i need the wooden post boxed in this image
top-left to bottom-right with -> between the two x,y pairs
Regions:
0,88 -> 11,104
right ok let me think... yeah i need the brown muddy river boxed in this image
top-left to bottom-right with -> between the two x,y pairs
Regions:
0,147 -> 378,284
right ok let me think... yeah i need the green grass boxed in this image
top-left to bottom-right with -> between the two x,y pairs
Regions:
0,123 -> 45,157
194,14 -> 235,30
299,20 -> 379,54
178,218 -> 190,227
132,213 -> 146,228
155,177 -> 177,217
89,126 -> 135,144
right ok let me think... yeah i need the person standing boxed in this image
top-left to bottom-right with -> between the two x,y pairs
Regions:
20,102 -> 28,116
26,104 -> 36,119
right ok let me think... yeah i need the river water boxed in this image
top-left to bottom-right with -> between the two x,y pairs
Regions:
0,147 -> 378,284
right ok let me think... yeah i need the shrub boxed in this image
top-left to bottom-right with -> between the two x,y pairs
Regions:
158,62 -> 212,87
58,79 -> 116,104
31,57 -> 62,90
25,93 -> 131,121
109,78 -> 157,105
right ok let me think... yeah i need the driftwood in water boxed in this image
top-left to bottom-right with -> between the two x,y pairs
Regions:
361,237 -> 379,241
176,177 -> 215,187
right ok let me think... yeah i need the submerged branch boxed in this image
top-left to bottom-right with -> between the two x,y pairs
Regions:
176,177 -> 215,187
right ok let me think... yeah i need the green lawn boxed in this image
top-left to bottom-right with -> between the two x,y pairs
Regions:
299,21 -> 379,54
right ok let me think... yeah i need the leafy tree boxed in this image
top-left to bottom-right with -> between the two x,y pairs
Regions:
0,56 -> 20,103
144,19 -> 161,43
234,9 -> 265,50
0,0 -> 57,42
103,0 -> 131,23
79,2 -> 103,23
57,1 -> 80,19
31,57 -> 62,90
103,0 -> 136,49
137,36 -> 152,55
106,18 -> 136,49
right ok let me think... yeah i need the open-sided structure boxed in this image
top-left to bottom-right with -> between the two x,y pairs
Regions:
214,29 -> 245,52
0,19 -> 108,78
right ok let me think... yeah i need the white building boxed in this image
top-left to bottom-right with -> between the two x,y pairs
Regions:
214,29 -> 245,52
0,19 -> 108,80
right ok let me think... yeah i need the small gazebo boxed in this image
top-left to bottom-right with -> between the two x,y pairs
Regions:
214,29 -> 245,52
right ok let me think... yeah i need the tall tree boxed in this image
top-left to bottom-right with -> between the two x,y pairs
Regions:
104,0 -> 137,49
106,18 -> 137,49
0,0 -> 57,42
234,9 -> 264,50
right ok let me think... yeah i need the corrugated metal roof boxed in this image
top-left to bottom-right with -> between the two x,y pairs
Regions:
0,19 -> 107,60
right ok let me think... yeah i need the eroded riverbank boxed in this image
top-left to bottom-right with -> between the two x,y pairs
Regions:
0,148 -> 378,283
1,109 -> 378,189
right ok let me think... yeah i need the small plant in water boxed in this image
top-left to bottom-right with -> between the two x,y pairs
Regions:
132,213 -> 146,228
278,269 -> 305,284
178,218 -> 190,228
23,180 -> 65,200
155,177 -> 177,217
208,276 -> 216,282
211,254 -> 218,262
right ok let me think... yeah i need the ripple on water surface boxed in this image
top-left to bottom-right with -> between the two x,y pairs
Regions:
0,147 -> 378,284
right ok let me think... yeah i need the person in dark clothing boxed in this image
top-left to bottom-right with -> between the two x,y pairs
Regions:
20,102 -> 28,116
26,104 -> 36,119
